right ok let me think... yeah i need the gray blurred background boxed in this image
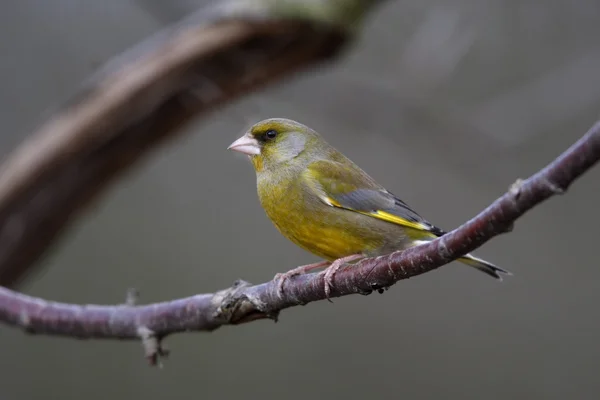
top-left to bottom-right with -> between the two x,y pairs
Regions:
1,1 -> 600,399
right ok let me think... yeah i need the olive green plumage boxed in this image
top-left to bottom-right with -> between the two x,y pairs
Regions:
228,118 -> 510,280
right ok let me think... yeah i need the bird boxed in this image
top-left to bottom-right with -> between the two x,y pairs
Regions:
228,118 -> 510,298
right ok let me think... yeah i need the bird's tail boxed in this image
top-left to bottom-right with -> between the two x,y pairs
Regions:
412,239 -> 510,279
457,253 -> 511,280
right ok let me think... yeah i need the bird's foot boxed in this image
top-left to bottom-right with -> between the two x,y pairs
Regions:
319,254 -> 364,301
274,260 -> 330,299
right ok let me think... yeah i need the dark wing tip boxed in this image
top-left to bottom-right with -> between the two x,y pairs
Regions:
429,224 -> 446,237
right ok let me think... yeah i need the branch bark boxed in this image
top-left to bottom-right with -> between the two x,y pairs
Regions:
0,0 -> 383,287
1,120 -> 599,365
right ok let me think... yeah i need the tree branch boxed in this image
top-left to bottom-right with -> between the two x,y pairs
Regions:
0,0 -> 384,287
1,120 -> 598,365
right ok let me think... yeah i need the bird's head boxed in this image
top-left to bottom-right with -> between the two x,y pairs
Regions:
228,118 -> 321,172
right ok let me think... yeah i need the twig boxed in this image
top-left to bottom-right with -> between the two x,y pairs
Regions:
1,120 -> 599,365
0,0 -> 384,287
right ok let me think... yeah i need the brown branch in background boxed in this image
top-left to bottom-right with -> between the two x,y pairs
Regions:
0,0 -> 385,287
1,121 -> 598,366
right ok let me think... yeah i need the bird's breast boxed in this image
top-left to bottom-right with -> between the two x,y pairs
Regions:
256,173 -> 406,261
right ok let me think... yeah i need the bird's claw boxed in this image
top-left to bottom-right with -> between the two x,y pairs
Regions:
319,266 -> 339,302
274,260 -> 331,299
274,271 -> 298,299
275,256 -> 361,301
319,254 -> 363,302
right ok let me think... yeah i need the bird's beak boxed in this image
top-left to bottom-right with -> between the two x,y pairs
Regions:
227,134 -> 261,156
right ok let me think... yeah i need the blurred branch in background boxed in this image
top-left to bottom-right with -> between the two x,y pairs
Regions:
0,120 -> 599,366
0,0 -> 384,288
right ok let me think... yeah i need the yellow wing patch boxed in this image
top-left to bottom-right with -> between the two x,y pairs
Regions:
368,210 -> 431,231
321,196 -> 432,232
321,195 -> 342,208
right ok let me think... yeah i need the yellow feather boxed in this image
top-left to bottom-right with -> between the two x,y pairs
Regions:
369,210 -> 431,231
321,195 -> 437,240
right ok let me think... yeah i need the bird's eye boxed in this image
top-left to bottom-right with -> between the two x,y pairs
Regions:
264,130 -> 278,140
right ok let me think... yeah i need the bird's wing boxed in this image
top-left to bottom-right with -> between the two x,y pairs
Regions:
304,160 -> 444,237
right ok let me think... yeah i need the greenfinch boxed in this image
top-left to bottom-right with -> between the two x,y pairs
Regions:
228,118 -> 510,297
